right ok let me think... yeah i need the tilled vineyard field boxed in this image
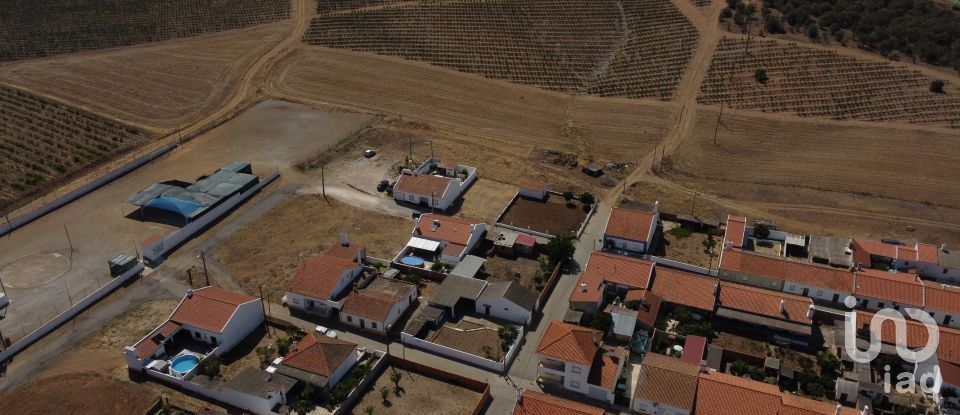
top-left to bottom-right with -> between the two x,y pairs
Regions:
304,0 -> 698,100
698,37 -> 960,127
0,0 -> 291,61
0,86 -> 150,208
317,0 -> 405,14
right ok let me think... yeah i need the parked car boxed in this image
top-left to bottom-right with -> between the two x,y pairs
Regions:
363,149 -> 377,158
411,210 -> 422,219
315,325 -> 337,338
377,180 -> 389,192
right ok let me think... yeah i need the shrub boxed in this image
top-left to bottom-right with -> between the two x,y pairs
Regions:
753,223 -> 770,239
380,386 -> 389,403
498,324 -> 519,347
624,299 -> 642,310
755,68 -> 769,84
546,236 -> 575,267
931,80 -> 946,93
276,337 -> 292,356
198,355 -> 222,378
817,351 -> 840,375
667,226 -> 693,239
579,192 -> 596,205
589,312 -> 612,331
807,24 -> 820,40
390,370 -> 402,391
765,14 -> 784,33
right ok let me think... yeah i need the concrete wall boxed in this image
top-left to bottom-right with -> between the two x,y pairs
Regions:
215,300 -> 265,355
648,256 -> 717,276
142,171 -> 279,264
333,351 -> 387,415
0,261 -> 144,364
605,236 -> 648,254
0,143 -> 177,238
400,325 -> 524,373
146,369 -> 282,415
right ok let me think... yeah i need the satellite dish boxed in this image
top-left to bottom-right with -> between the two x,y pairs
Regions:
673,345 -> 684,353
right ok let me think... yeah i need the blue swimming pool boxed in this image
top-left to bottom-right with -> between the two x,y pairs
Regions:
400,256 -> 425,267
171,354 -> 200,374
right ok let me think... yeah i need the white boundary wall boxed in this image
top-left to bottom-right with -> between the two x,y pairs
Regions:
400,326 -> 524,374
0,143 -> 178,237
0,262 -> 145,364
647,255 -> 718,277
143,172 -> 279,264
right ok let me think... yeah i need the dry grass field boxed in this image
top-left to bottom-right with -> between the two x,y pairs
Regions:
0,0 -> 290,61
350,364 -> 482,415
0,23 -> 289,131
0,85 -> 151,210
304,0 -> 697,100
0,373 -> 156,415
699,37 -> 960,127
213,195 -> 410,299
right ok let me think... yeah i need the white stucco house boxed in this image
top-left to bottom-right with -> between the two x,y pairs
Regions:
274,332 -> 363,390
284,254 -> 364,317
124,286 -> 264,371
632,353 -> 700,415
392,159 -> 477,212
475,281 -> 539,325
535,321 -> 626,404
915,243 -> 960,284
339,276 -> 418,335
603,204 -> 659,255
398,213 -> 485,266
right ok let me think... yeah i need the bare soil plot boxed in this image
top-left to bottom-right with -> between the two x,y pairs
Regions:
0,85 -> 151,210
480,251 -> 547,294
304,0 -> 697,100
0,23 -> 289,131
213,195 -> 410,299
499,195 -> 589,238
0,372 -> 156,415
350,364 -> 482,415
428,324 -> 503,361
271,47 -> 672,163
660,222 -> 716,269
699,37 -> 960,127
0,0 -> 290,61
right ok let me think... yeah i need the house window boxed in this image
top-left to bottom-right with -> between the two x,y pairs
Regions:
194,331 -> 201,339
433,199 -> 439,206
346,316 -> 353,323
408,195 -> 415,201
571,381 -> 581,388
371,322 -> 377,329
788,284 -> 796,291
878,303 -> 885,309
816,290 -> 823,297
571,366 -> 581,374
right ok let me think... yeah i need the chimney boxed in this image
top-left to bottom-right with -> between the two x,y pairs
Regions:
779,299 -> 786,314
580,282 -> 588,292
699,360 -> 709,373
516,388 -> 523,403
592,330 -> 602,345
861,405 -> 870,415
807,304 -> 816,320
714,283 -> 720,295
723,241 -> 734,251
431,219 -> 440,232
340,233 -> 349,246
653,200 -> 660,214
835,404 -> 842,415
186,289 -> 193,298
942,244 -> 950,253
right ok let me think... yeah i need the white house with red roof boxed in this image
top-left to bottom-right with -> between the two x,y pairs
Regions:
513,389 -> 608,415
569,251 -> 654,313
535,321 -> 627,404
124,286 -> 263,373
914,242 -> 960,284
602,204 -> 659,255
339,276 -> 418,335
274,332 -> 363,390
399,213 -> 485,265
392,159 -> 477,211
284,254 -> 364,318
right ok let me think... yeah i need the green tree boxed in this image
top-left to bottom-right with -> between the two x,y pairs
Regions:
562,191 -> 574,203
380,386 -> 390,403
702,234 -> 717,256
255,345 -> 275,369
546,236 -> 575,267
365,406 -> 375,415
931,80 -> 946,93
755,68 -> 769,84
579,192 -> 596,205
754,223 -> 770,239
276,337 -> 292,356
807,24 -> 820,40
817,351 -> 840,375
198,355 -> 222,378
390,370 -> 402,392
765,14 -> 784,33
590,312 -> 612,331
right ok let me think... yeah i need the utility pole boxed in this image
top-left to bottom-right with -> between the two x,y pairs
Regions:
187,268 -> 193,287
199,250 -> 209,286
64,279 -> 73,307
714,101 -> 725,145
63,224 -> 74,260
408,136 -> 413,162
691,192 -> 698,216
430,141 -> 434,159
258,285 -> 267,317
321,163 -> 326,198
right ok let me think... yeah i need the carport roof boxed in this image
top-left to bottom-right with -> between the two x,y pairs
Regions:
449,255 -> 485,278
429,275 -> 487,308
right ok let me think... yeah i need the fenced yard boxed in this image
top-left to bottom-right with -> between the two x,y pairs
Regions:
497,194 -> 590,238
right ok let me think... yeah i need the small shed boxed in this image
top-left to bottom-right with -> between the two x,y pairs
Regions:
518,180 -> 549,200
108,253 -> 139,277
493,231 -> 519,256
449,255 -> 485,278
610,306 -> 639,341
582,163 -> 604,177
515,234 -> 537,257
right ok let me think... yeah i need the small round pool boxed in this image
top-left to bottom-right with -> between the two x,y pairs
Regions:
400,256 -> 425,267
171,354 -> 199,374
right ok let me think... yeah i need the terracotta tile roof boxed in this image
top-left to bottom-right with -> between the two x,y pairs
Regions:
519,179 -> 548,192
852,239 -> 898,266
570,252 -> 653,304
922,280 -> 960,313
724,215 -> 747,247
415,214 -> 480,246
605,207 -> 656,242
851,310 -> 960,365
720,249 -> 852,292
341,278 -> 415,322
133,321 -> 182,359
439,162 -> 458,170
681,336 -> 708,365
442,242 -> 467,257
281,332 -> 357,377
940,362 -> 960,387
650,268 -> 718,312
170,287 -> 257,333
779,393 -> 862,415
588,348 -> 626,389
897,245 -> 918,262
633,291 -> 662,328
918,243 -> 941,264
536,321 -> 600,365
393,173 -> 455,197
717,282 -> 813,324
633,353 -> 699,411
324,242 -> 364,262
695,370 -> 782,415
288,255 -> 360,301
852,269 -> 923,306
515,234 -> 536,247
513,390 -> 606,415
